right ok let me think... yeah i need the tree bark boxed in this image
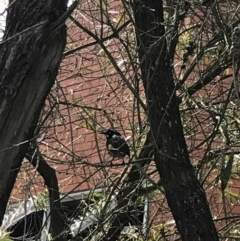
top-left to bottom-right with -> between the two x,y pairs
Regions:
132,1 -> 219,240
0,0 -> 67,226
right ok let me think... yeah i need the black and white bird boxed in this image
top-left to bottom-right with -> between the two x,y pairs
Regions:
100,129 -> 130,163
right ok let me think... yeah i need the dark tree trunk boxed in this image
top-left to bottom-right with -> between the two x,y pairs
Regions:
132,1 -> 219,240
0,0 -> 67,232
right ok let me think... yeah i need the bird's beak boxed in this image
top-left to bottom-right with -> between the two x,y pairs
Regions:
99,130 -> 107,135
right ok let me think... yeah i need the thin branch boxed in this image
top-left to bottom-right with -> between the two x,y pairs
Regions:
64,20 -> 131,57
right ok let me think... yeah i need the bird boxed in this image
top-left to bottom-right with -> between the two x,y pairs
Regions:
99,129 -> 130,164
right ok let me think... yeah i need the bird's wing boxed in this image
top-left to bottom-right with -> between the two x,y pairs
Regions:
107,136 -> 125,150
107,136 -> 130,157
107,143 -> 116,150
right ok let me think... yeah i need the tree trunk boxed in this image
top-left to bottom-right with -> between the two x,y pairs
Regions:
132,1 -> 219,240
0,0 -> 67,229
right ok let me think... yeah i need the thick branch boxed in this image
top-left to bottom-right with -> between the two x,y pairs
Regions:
26,146 -> 66,241
187,58 -> 232,96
